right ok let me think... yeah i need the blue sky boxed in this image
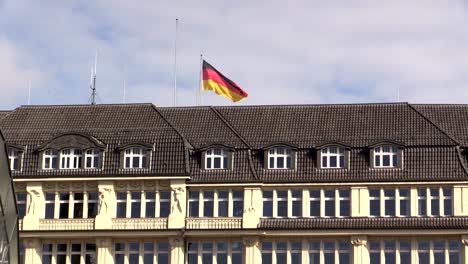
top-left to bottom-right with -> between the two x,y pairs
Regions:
1,1 -> 468,109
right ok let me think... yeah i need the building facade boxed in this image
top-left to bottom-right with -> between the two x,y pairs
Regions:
2,103 -> 468,264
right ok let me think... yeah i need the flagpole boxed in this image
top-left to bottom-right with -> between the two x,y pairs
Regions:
198,53 -> 203,106
173,18 -> 179,107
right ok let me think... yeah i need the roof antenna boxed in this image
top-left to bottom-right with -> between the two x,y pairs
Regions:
89,51 -> 98,105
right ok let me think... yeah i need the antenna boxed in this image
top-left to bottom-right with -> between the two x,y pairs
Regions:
90,51 -> 98,105
198,53 -> 203,106
173,18 -> 179,107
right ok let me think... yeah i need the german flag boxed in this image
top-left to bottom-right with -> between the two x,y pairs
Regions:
202,60 -> 248,102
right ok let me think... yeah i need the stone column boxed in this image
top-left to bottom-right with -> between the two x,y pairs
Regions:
169,237 -> 185,264
453,185 -> 468,216
95,181 -> 115,229
243,188 -> 262,228
351,187 -> 369,217
351,236 -> 368,264
243,237 -> 261,264
96,237 -> 113,264
23,238 -> 41,264
23,183 -> 44,230
168,180 -> 187,229
461,235 -> 468,264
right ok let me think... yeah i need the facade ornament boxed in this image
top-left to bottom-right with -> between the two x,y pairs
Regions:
96,238 -> 112,248
26,189 -> 40,215
98,187 -> 111,214
171,187 -> 185,213
169,237 -> 185,248
243,237 -> 260,247
350,236 -> 368,246
244,207 -> 255,213
461,236 -> 468,245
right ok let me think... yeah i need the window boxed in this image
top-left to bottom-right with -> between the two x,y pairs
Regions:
321,146 -> 345,168
310,189 -> 350,218
309,190 -> 321,217
44,191 -> 99,219
188,190 -> 244,218
291,190 -> 302,218
187,240 -> 242,264
87,192 -> 99,218
7,148 -> 21,171
263,191 -> 273,218
262,239 -> 350,264
114,241 -> 168,264
369,188 -> 411,217
60,148 -> 82,169
131,192 -> 142,218
16,192 -> 27,219
73,193 -> 84,218
205,148 -> 230,169
277,191 -> 288,217
42,150 -> 58,170
417,187 -> 453,217
373,145 -> 399,168
370,239 -> 411,264
267,147 -> 293,169
41,242 -> 96,264
84,149 -> 100,169
116,190 -> 171,218
123,147 -> 148,169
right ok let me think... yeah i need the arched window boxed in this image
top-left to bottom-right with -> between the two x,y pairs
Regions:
205,148 -> 229,169
373,145 -> 399,168
60,148 -> 82,169
84,149 -> 101,169
43,150 -> 58,170
123,147 -> 148,169
320,146 -> 345,169
7,148 -> 22,171
267,147 -> 293,169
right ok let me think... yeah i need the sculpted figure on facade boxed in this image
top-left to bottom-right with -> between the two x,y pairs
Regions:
26,189 -> 40,215
171,187 -> 184,213
98,187 -> 111,215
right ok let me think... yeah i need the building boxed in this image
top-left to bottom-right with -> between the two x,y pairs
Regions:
0,126 -> 19,264
2,102 -> 468,264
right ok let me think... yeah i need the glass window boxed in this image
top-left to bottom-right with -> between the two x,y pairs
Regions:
205,148 -> 229,169
41,243 -> 53,264
87,192 -> 99,218
85,243 -> 96,264
277,191 -> 288,218
189,191 -> 200,217
276,241 -> 287,264
442,188 -> 452,216
418,240 -> 430,264
58,193 -> 70,219
204,191 -> 214,217
309,190 -> 321,217
290,241 -> 302,264
321,146 -> 345,168
449,240 -> 460,264
71,243 -> 81,264
383,189 -> 395,216
324,190 -> 335,217
418,188 -> 427,216
339,189 -> 350,217
114,242 -> 125,264
384,240 -> 396,264
291,190 -> 302,217
369,240 -> 380,264
309,240 -> 320,264
262,242 -> 273,264
8,148 -> 21,171
123,147 -> 148,169
374,145 -> 398,168
84,149 -> 100,169
43,150 -> 58,170
268,147 -> 293,169
231,241 -> 243,264
60,148 -> 82,169
399,240 -> 411,263
16,192 -> 27,219
145,192 -> 156,218
45,192 -> 55,219
73,193 -> 84,218
399,188 -> 410,217
56,243 -> 67,264
187,241 -> 242,264
116,192 -> 127,218
130,192 -> 141,218
263,191 -> 273,217
369,189 -> 381,217
232,191 -> 244,217
430,188 -> 439,216
218,191 -> 229,217
128,242 -> 139,264
160,191 -> 171,217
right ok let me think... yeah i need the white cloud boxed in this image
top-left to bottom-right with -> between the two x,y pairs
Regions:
1,0 -> 468,108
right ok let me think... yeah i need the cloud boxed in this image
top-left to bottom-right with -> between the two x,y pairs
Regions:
1,0 -> 468,109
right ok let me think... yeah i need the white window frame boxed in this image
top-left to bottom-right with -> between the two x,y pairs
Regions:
41,241 -> 96,264
84,149 -> 100,169
123,147 -> 148,169
321,146 -> 345,169
373,145 -> 398,168
7,148 -> 22,171
188,189 -> 244,218
370,188 -> 411,217
115,185 -> 171,218
205,148 -> 229,169
42,149 -> 58,170
417,186 -> 453,217
43,189 -> 97,219
187,240 -> 243,264
267,147 -> 293,169
113,241 -> 169,264
60,148 -> 82,169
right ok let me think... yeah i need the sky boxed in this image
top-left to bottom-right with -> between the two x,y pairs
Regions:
1,0 -> 468,109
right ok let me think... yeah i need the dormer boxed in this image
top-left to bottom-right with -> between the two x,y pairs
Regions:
118,143 -> 153,169
200,144 -> 234,170
316,143 -> 350,169
7,144 -> 24,171
263,143 -> 297,170
369,141 -> 403,169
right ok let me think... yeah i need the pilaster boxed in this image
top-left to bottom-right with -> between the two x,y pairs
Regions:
351,236 -> 368,264
243,187 -> 262,228
96,237 -> 113,264
23,183 -> 44,230
243,236 -> 261,264
462,235 -> 468,264
168,180 -> 187,229
453,185 -> 468,216
351,187 -> 369,217
23,238 -> 41,264
95,181 -> 115,229
169,237 -> 185,264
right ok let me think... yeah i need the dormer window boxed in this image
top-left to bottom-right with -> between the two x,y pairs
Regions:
373,145 -> 399,168
7,148 -> 22,171
84,149 -> 101,169
60,148 -> 82,169
43,150 -> 58,170
320,146 -> 345,169
205,148 -> 229,169
123,147 -> 148,169
267,147 -> 293,169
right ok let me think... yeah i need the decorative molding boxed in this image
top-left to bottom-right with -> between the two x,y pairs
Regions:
169,237 -> 184,248
243,237 -> 259,247
186,218 -> 242,229
461,235 -> 468,246
111,218 -> 167,230
96,238 -> 112,248
350,236 -> 368,246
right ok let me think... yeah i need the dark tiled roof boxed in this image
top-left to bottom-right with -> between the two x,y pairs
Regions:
413,104 -> 468,147
0,111 -> 11,121
0,104 -> 188,177
259,217 -> 468,229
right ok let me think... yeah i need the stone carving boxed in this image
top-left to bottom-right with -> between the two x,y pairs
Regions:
350,236 -> 368,246
171,187 -> 184,213
243,237 -> 259,247
26,189 -> 41,215
98,187 -> 111,215
244,207 -> 255,213
169,237 -> 184,248
461,236 -> 468,245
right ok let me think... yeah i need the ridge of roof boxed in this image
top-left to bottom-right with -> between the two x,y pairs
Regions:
408,104 -> 459,145
210,107 -> 251,149
161,102 -> 409,109
18,103 -> 154,108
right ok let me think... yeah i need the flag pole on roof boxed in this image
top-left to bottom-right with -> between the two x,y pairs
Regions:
89,50 -> 98,105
